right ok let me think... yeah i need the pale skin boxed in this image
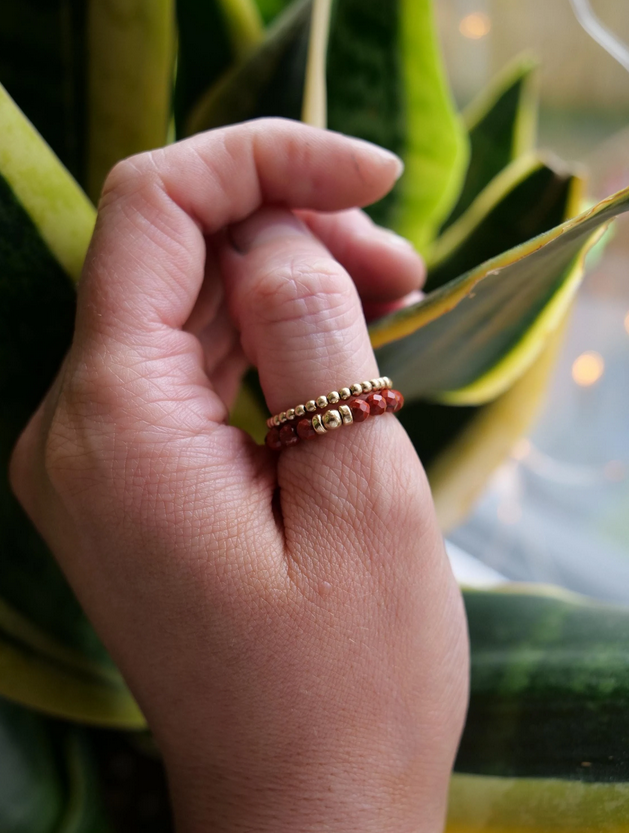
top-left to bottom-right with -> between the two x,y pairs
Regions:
10,119 -> 469,832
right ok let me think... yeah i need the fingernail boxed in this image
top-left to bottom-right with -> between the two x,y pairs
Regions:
353,139 -> 404,180
229,209 -> 310,254
381,229 -> 416,252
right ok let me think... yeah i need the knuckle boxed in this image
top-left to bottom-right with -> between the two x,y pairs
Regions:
253,256 -> 356,330
99,151 -> 162,208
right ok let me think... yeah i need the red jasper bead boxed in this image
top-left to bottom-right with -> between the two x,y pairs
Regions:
279,423 -> 299,447
350,398 -> 370,422
382,389 -> 398,412
366,392 -> 386,416
394,391 -> 404,411
265,427 -> 282,450
296,418 -> 317,440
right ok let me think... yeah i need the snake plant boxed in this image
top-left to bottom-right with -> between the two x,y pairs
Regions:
0,0 -> 627,829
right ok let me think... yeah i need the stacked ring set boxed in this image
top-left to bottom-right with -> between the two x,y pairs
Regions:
264,377 -> 404,450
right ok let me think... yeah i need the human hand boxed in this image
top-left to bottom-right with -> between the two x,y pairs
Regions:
10,119 -> 468,833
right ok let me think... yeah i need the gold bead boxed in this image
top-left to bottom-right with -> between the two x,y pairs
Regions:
287,408 -> 295,420
339,404 -> 353,425
295,404 -> 305,417
361,381 -> 373,393
312,414 -> 327,435
340,387 -> 352,400
273,415 -> 280,427
322,409 -> 342,430
316,395 -> 328,409
385,377 -> 393,389
279,412 -> 287,423
305,400 -> 317,412
350,383 -> 362,395
327,390 -> 340,404
370,378 -> 380,390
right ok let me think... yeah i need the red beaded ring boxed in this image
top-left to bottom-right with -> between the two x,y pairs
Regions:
265,388 -> 404,450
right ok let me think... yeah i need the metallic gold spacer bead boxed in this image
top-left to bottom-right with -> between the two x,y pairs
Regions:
370,378 -> 381,390
273,415 -> 280,427
312,414 -> 327,434
339,404 -> 353,425
350,383 -> 362,396
316,395 -> 329,409
327,390 -> 340,404
279,412 -> 287,423
322,409 -> 342,430
286,408 -> 296,420
305,400 -> 317,412
340,387 -> 352,400
295,404 -> 305,417
385,377 -> 393,389
361,381 -> 373,393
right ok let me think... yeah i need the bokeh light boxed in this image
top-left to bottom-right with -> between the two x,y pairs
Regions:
572,351 -> 605,386
459,12 -> 491,39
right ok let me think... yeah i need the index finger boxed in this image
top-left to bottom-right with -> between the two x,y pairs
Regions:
77,118 -> 402,346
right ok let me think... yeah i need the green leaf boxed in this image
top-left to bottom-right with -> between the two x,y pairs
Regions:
326,0 -> 469,251
442,54 -> 539,232
0,598 -> 144,728
458,586 -> 629,782
254,0 -> 294,25
0,84 -> 95,282
301,0 -> 333,127
57,731 -> 113,833
0,1 -> 87,182
0,87 -> 142,726
0,698 -> 63,833
175,0 -> 264,135
448,772 -> 629,831
421,325 -> 565,531
0,700 -> 113,832
369,170 -> 629,407
185,0 -> 313,135
86,0 -> 177,200
427,154 -> 582,291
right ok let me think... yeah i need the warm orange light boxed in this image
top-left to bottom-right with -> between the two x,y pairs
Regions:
572,351 -> 604,386
459,12 -> 491,39
624,310 -> 629,336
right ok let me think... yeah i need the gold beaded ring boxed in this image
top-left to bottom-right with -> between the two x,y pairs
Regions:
265,385 -> 405,450
265,377 -> 393,429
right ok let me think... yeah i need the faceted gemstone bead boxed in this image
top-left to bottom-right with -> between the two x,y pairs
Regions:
349,398 -> 370,422
265,427 -> 282,450
296,418 -> 317,440
279,423 -> 299,447
394,391 -> 404,411
366,392 -> 386,416
382,389 -> 398,412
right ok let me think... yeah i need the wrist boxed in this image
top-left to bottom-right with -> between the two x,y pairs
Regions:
164,748 -> 450,833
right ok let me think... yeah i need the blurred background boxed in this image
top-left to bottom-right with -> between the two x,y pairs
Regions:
437,0 -> 629,603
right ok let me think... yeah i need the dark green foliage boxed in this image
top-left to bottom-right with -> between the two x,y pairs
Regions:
457,591 -> 629,782
174,0 -> 235,133
443,71 -> 535,230
0,1 -> 87,182
427,164 -> 574,292
326,0 -> 404,226
0,173 -> 106,658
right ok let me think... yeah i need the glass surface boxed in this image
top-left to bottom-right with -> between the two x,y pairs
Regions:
437,0 -> 629,602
